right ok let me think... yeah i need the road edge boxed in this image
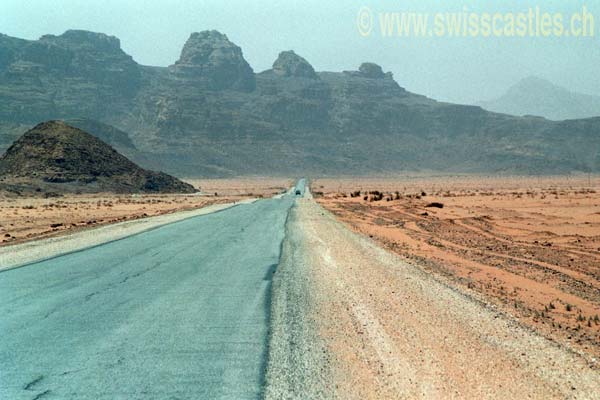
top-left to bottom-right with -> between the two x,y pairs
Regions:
0,198 -> 257,271
263,201 -> 335,399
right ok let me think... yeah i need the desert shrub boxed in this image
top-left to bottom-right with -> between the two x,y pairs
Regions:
366,191 -> 383,201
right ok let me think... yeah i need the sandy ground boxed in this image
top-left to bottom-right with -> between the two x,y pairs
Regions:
312,175 -> 598,195
186,177 -> 292,197
266,195 -> 600,399
0,194 -> 229,246
313,176 -> 600,362
0,178 -> 290,246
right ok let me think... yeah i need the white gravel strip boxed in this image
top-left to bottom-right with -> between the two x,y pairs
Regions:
0,198 -> 256,271
264,200 -> 334,399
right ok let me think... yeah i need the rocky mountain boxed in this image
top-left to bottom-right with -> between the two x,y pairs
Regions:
0,121 -> 196,194
0,30 -> 140,123
0,30 -> 599,176
477,77 -> 600,121
0,117 -> 138,158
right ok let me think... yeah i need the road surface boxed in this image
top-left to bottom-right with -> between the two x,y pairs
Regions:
0,180 -> 305,399
5,178 -> 600,400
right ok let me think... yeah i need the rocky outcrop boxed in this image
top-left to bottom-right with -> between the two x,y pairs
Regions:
272,51 -> 318,79
0,121 -> 196,194
343,62 -> 394,80
359,62 -> 388,79
0,119 -> 138,159
169,31 -> 255,91
42,30 -> 122,52
0,30 -> 141,123
5,30 -> 140,88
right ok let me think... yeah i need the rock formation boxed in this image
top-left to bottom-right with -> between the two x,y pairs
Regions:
0,29 -> 599,176
272,51 -> 318,79
0,121 -> 196,194
168,31 -> 255,91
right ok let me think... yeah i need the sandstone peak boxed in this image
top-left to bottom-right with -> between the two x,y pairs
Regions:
170,30 -> 255,91
358,62 -> 392,79
41,30 -> 121,51
272,50 -> 318,79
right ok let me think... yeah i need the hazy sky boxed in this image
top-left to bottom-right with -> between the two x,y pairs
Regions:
1,0 -> 599,104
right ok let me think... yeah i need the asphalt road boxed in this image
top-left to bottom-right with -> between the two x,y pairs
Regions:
0,180 -> 305,399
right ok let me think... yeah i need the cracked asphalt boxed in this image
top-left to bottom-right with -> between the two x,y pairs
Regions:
0,180 -> 304,399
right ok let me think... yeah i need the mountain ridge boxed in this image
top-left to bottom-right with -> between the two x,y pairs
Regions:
477,76 -> 600,121
0,30 -> 599,176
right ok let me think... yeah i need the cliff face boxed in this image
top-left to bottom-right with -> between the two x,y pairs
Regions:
0,29 -> 599,176
0,30 -> 141,124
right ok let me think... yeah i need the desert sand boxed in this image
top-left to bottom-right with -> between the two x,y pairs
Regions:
0,177 -> 291,246
267,194 -> 600,399
314,175 -> 600,361
187,177 -> 292,197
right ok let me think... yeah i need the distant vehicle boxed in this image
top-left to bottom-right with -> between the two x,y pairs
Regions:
295,190 -> 301,196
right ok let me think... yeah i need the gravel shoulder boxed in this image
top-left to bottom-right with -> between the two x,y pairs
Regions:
264,201 -> 334,399
0,199 -> 255,271
267,196 -> 600,399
